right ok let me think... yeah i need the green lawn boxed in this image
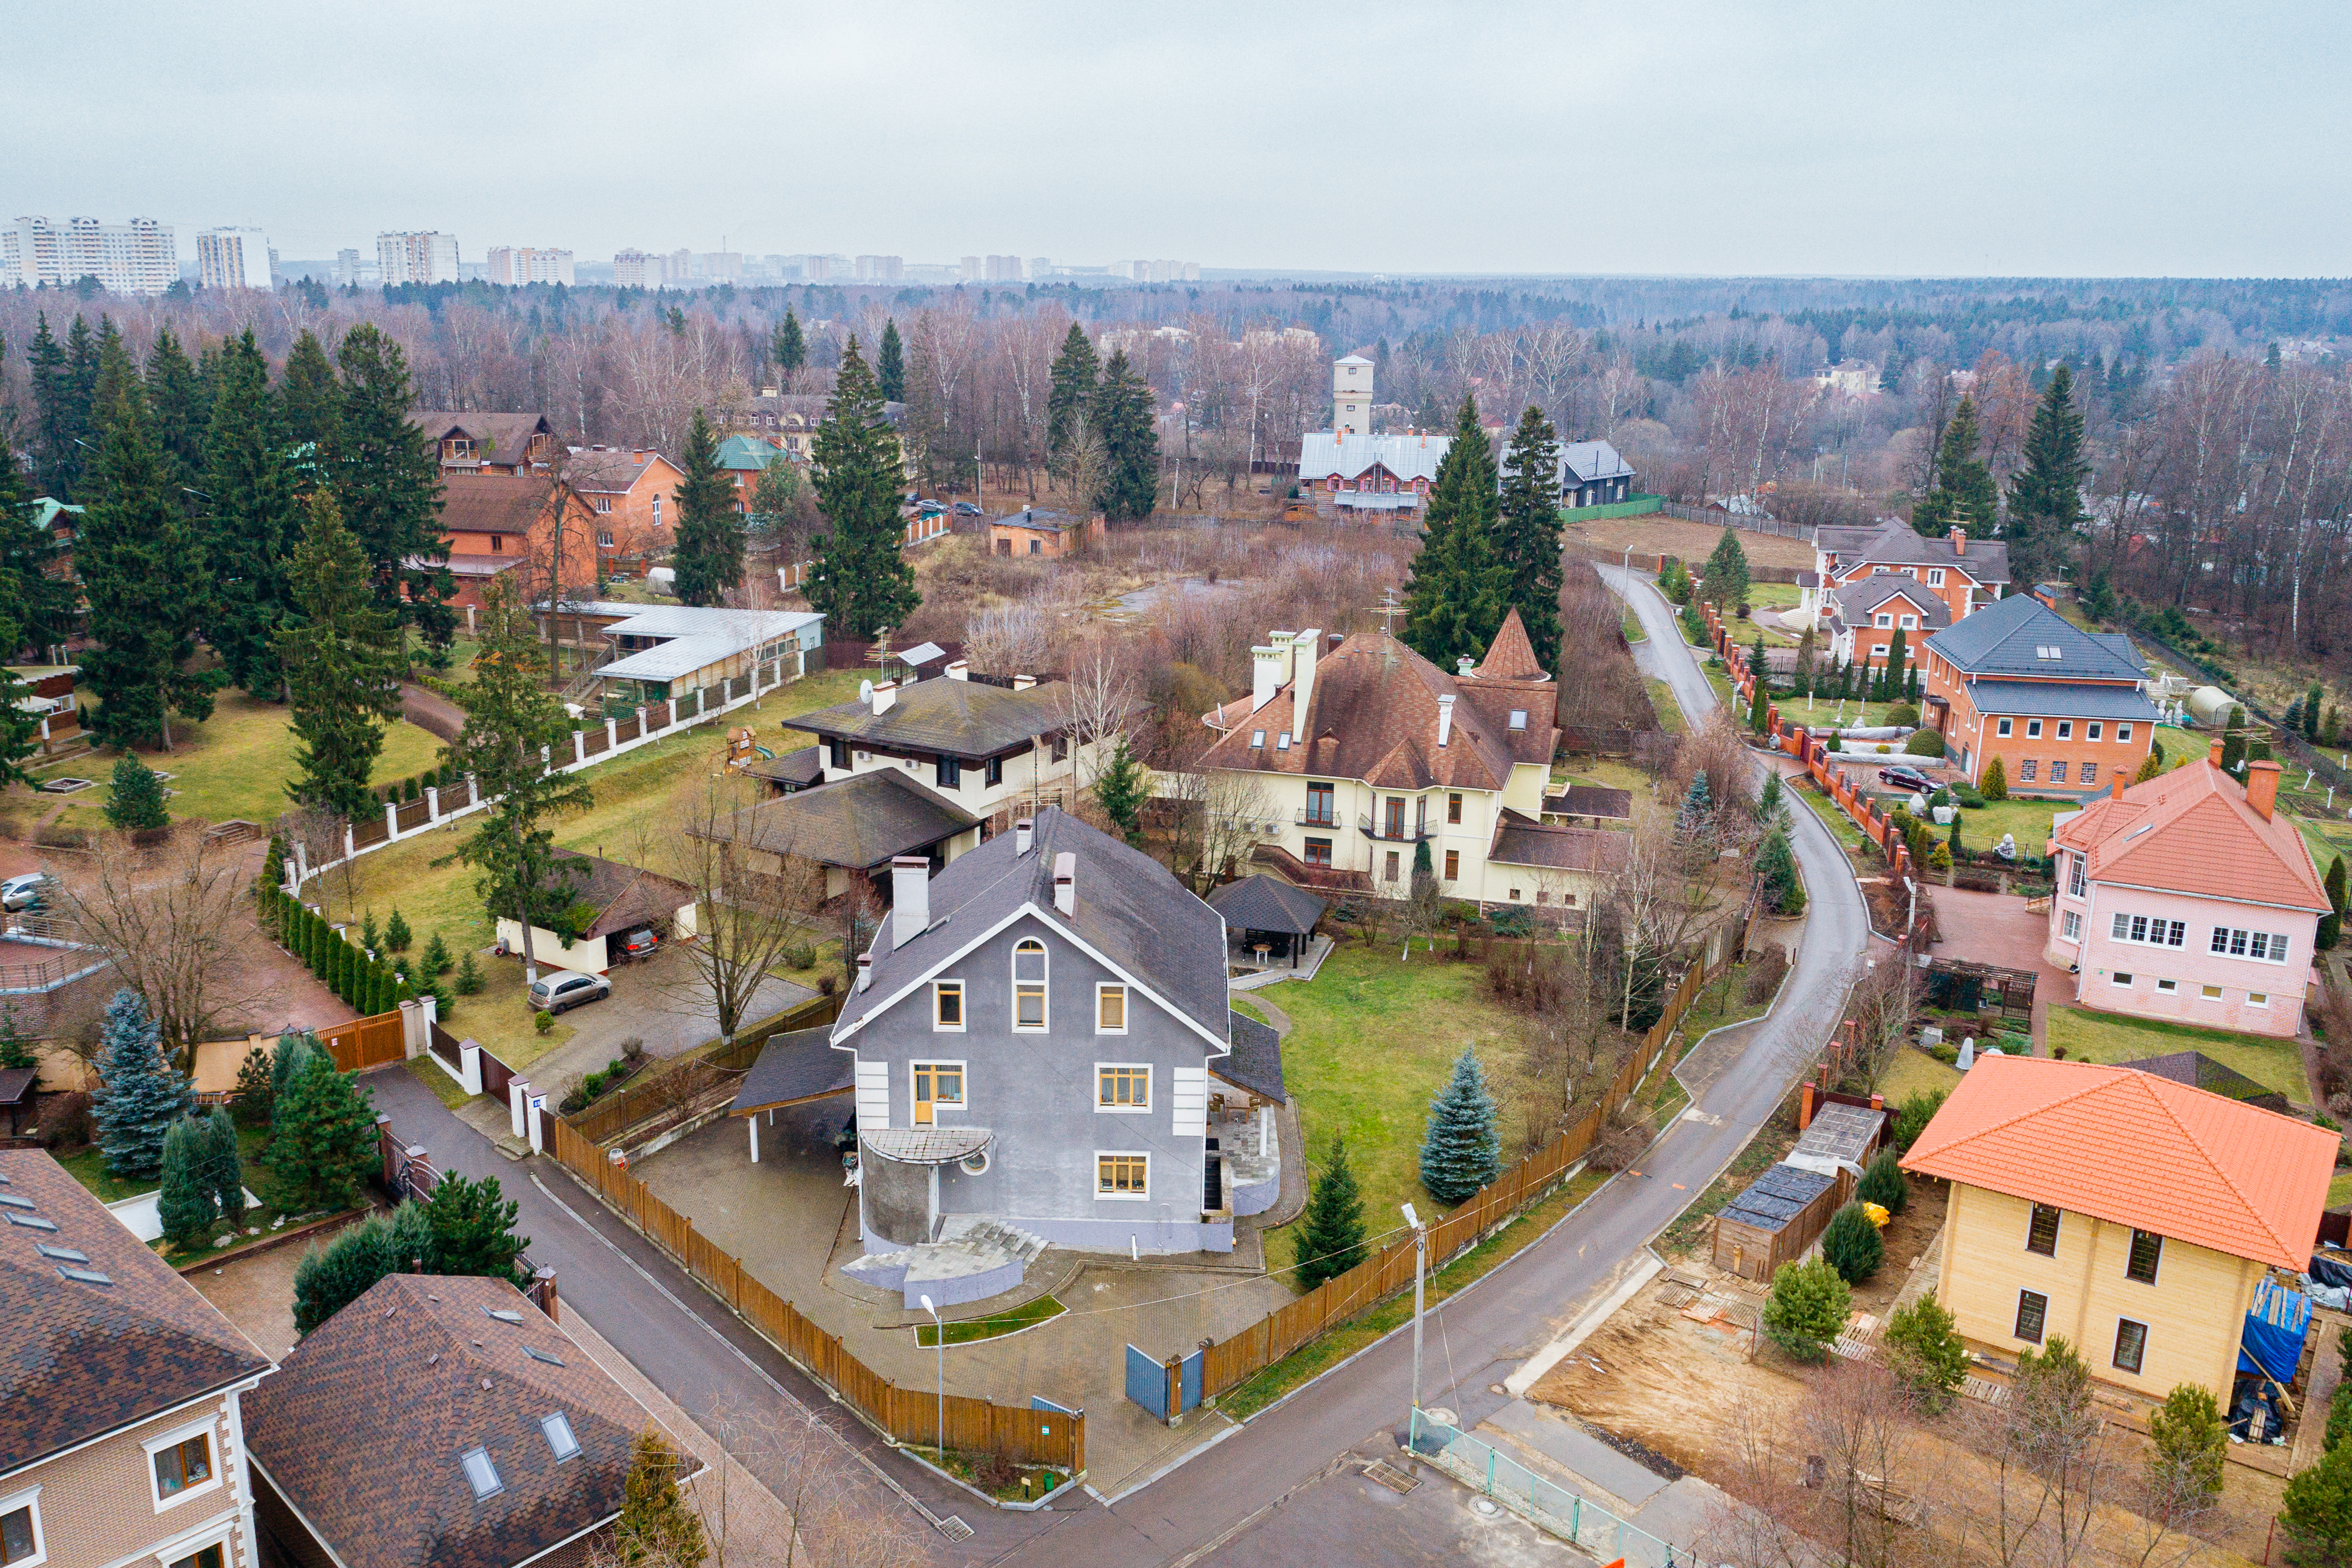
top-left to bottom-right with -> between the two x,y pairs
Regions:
2328,1169 -> 2352,1210
1645,678 -> 1688,734
1724,583 -> 1808,647
1621,607 -> 1647,644
58,1126 -> 316,1264
2045,1006 -> 2311,1103
1264,944 -> 1542,1258
917,1294 -> 1067,1347
42,688 -> 445,830
1879,1045 -> 1962,1104
1948,796 -> 2062,859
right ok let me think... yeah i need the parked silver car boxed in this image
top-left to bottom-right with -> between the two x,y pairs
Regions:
528,969 -> 611,1014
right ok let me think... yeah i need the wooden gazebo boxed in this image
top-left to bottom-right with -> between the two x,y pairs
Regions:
1204,875 -> 1327,969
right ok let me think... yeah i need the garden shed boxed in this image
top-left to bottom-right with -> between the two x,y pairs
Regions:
1712,1163 -> 1841,1282
1712,1161 -> 1834,1279
1786,1100 -> 1889,1200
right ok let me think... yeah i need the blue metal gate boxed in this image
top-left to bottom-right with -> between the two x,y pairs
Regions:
1124,1345 -> 1168,1419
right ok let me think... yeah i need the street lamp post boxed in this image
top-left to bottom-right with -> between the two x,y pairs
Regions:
920,1294 -> 944,1457
1402,1203 -> 1426,1421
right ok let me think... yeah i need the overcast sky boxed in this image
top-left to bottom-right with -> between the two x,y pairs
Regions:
10,0 -> 2347,277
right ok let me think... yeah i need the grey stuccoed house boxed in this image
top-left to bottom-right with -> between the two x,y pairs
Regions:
827,807 -> 1287,1307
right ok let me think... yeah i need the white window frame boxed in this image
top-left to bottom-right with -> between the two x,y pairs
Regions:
1900,615 -> 1918,631
1011,938 -> 1049,1031
2057,720 -> 2073,740
2111,971 -> 2134,987
1094,1062 -> 1151,1114
1095,983 -> 1128,1034
2067,853 -> 2086,899
2060,910 -> 2081,940
1095,1151 -> 1150,1201
2088,722 -> 2104,741
2155,978 -> 2177,993
1928,568 -> 1946,587
932,981 -> 965,1032
1874,613 -> 1892,629
155,1519 -> 237,1568
143,1416 -> 222,1514
908,1060 -> 967,1120
2250,991 -> 2271,1008
2201,984 -> 2223,1000
0,1484 -> 46,1568
2027,719 -> 2044,739
1997,717 -> 2013,738
2118,723 -> 2134,742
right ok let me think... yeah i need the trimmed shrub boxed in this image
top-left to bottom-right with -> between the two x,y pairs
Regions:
1822,1202 -> 1885,1283
1884,702 -> 1920,728
1980,754 -> 2010,800
1905,728 -> 1947,758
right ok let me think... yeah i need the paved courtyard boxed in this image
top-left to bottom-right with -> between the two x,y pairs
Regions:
1925,884 -> 2076,1046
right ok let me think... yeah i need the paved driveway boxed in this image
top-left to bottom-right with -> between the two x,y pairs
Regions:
519,943 -> 818,1090
1927,883 -> 2076,1045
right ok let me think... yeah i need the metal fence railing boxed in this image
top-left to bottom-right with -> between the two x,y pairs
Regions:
1409,1409 -> 1698,1566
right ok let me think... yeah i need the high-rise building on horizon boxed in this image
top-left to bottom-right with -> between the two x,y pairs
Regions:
196,227 -> 274,291
855,254 -> 903,283
984,254 -> 1021,282
614,248 -> 656,288
487,245 -> 574,286
377,230 -> 460,286
4,215 -> 177,293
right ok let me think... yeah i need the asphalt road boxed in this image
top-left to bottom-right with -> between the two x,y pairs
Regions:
370,568 -> 1874,1566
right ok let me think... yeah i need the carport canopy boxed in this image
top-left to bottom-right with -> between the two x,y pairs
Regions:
730,1027 -> 853,1117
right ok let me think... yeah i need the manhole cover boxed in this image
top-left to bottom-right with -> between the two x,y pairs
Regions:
1365,1460 -> 1420,1495
38,778 -> 91,794
1471,1498 -> 1500,1516
934,1517 -> 973,1542
1423,1406 -> 1459,1428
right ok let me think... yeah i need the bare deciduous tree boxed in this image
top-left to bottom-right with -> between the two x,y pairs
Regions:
963,602 -> 1050,677
1054,645 -> 1141,795
638,775 -> 826,1046
58,830 -> 263,1067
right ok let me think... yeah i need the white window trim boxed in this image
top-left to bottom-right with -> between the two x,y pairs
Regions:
1928,568 -> 1946,587
2088,722 -> 2104,741
2027,719 -> 2044,739
1094,983 -> 1128,1035
2118,723 -> 2134,742
143,1416 -> 222,1514
2249,991 -> 2271,1008
1011,939 -> 1049,1031
1095,1150 -> 1150,1201
908,1059 -> 967,1117
1997,717 -> 2013,738
2060,910 -> 2081,940
0,1484 -> 45,1568
2155,978 -> 2177,993
931,980 -> 965,1032
1094,1062 -> 1152,1114
152,1514 -> 238,1568
2111,971 -> 2134,987
2057,721 -> 2073,740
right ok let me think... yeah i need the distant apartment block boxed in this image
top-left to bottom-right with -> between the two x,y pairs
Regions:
614,248 -> 656,288
855,254 -> 903,282
378,230 -> 460,285
662,249 -> 693,285
334,247 -> 364,285
1026,256 -> 1053,280
196,227 -> 274,290
960,255 -> 982,281
1118,259 -> 1200,284
4,215 -> 177,293
984,254 -> 1022,282
487,245 -> 575,286
695,251 -> 744,283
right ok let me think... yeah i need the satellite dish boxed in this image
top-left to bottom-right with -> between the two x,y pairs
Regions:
859,679 -> 874,703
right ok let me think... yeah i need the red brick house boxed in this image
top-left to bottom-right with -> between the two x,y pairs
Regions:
435,475 -> 599,611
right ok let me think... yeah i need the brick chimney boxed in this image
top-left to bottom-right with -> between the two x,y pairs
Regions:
2208,736 -> 2225,768
2246,759 -> 2281,820
2111,771 -> 2126,799
1014,817 -> 1033,855
1951,528 -> 1967,555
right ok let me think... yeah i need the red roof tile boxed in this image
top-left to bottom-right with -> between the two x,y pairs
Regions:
1900,1054 -> 2335,1270
2055,758 -> 2326,913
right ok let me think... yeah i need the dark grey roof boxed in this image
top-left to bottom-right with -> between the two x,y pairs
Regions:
783,678 -> 1099,759
1214,1010 -> 1287,1104
712,770 -> 977,869
1791,1102 -> 1886,1167
1489,820 -> 1628,872
1558,440 -> 1634,484
1718,1163 -> 1837,1233
744,743 -> 824,787
1838,572 -> 1951,627
1840,520 -> 2011,584
0,1067 -> 34,1106
1924,592 -> 2144,680
1204,874 -> 1327,935
732,1027 -> 853,1113
835,807 -> 1231,1046
1961,679 -> 2161,722
2122,1051 -> 2292,1114
1543,785 -> 1633,820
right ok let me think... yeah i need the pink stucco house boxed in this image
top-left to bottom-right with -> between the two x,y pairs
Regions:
2045,745 -> 2326,1039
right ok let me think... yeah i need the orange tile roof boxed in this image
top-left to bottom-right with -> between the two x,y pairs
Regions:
1900,1054 -> 2335,1270
2054,759 -> 2327,913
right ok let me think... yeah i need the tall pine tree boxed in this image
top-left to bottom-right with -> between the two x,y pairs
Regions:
29,313 -> 99,503
770,310 -> 806,393
2004,365 -> 2087,589
1418,1047 -> 1501,1204
1493,405 -> 1565,673
78,337 -> 222,749
1091,348 -> 1159,522
876,319 -> 906,403
92,989 -> 193,1180
279,327 -> 342,460
0,427 -> 59,783
1045,324 -> 1100,477
669,410 -> 743,606
276,492 -> 406,817
805,339 -> 920,638
1293,1137 -> 1366,1292
1399,394 -> 1503,670
204,329 -> 304,695
1914,395 -> 1996,538
144,326 -> 209,488
329,324 -> 451,645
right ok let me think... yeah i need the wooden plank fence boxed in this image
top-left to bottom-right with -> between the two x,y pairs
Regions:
565,992 -> 844,1145
543,1113 -> 1083,1473
1198,955 -> 1708,1401
318,1010 -> 409,1073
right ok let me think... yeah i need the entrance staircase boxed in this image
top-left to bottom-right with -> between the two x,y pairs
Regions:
843,1217 -> 1050,1309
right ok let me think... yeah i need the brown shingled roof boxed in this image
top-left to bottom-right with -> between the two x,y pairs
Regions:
438,475 -> 568,537
411,411 -> 556,461
0,1150 -> 272,1475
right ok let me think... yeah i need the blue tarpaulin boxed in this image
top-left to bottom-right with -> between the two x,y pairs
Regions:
2239,1275 -> 2311,1382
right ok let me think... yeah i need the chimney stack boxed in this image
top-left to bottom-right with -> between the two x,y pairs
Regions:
2111,771 -> 2126,800
1456,655 -> 1475,678
855,953 -> 873,992
1250,642 -> 1287,713
1290,629 -> 1322,743
2246,759 -> 2281,820
2208,736 -> 2225,768
1436,695 -> 1455,747
1951,528 -> 1967,555
944,660 -> 969,681
1012,673 -> 1037,692
1014,818 -> 1033,855
890,856 -> 931,948
1052,851 -> 1076,916
871,679 -> 898,715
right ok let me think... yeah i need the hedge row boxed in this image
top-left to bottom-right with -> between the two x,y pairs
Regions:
256,875 -> 416,1017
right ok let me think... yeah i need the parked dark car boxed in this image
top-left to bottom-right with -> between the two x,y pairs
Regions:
952,500 -> 982,516
1877,764 -> 1934,793
611,927 -> 661,964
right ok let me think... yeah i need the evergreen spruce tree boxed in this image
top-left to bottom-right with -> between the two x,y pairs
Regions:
1675,771 -> 1714,837
92,989 -> 193,1180
385,909 -> 412,953
442,576 -> 593,987
804,340 -> 920,637
201,1107 -> 246,1230
1755,826 -> 1804,915
329,324 -> 451,645
422,930 -> 454,975
1418,1047 -> 1501,1205
456,949 -> 485,995
1702,528 -> 1751,609
1493,405 -> 1565,672
1914,396 -> 1997,538
2310,682 -> 2328,743
292,1203 -> 434,1335
232,1044 -> 274,1126
1093,736 -> 1148,844
1763,1258 -> 1850,1361
104,754 -> 169,830
270,1030 -> 320,1118
2283,1439 -> 2352,1566
1091,349 -> 1159,521
1883,1291 -> 1968,1409
1856,1148 -> 1908,1214
1045,324 -> 1101,472
278,328 -> 342,457
1981,753 -> 2009,799
79,343 -> 222,749
0,419 -> 79,668
2003,366 -> 2087,590
265,1054 -> 379,1213
876,319 -> 906,403
144,326 -> 209,488
770,311 -> 806,393
276,491 -> 406,817
1294,1137 -> 1367,1292
202,329 -> 303,696
615,1432 -> 708,1568
1883,626 -> 1908,705
27,313 -> 83,501
1399,395 -> 1504,670
2148,1384 -> 2228,1510
669,410 -> 742,606
2323,856 -> 2347,951
426,1172 -> 532,1284
0,1007 -> 34,1072
158,1117 -> 216,1251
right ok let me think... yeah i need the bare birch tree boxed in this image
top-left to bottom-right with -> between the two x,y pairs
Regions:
57,830 -> 263,1068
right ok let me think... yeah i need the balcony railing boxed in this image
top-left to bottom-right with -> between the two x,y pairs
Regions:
1360,813 -> 1432,842
1295,806 -> 1339,828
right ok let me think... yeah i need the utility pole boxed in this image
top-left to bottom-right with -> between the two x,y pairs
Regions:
920,1294 -> 944,1455
1402,1203 -> 1426,1419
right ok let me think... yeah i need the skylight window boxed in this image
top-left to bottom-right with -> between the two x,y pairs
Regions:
0,1193 -> 33,1211
523,1345 -> 566,1367
56,1265 -> 113,1286
1275,732 -> 1290,750
4,1212 -> 56,1231
483,1307 -> 524,1324
1250,729 -> 1266,748
1508,710 -> 1528,731
461,1448 -> 504,1500
540,1413 -> 580,1461
35,1243 -> 88,1262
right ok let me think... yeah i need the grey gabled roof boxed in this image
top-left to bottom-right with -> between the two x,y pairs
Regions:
1840,520 -> 2011,584
1838,572 -> 1951,627
1718,1163 -> 1837,1233
1961,680 -> 2161,722
833,807 -> 1231,1048
732,1027 -> 854,1114
1214,1011 -> 1287,1104
1559,440 -> 1634,484
783,678 -> 1094,759
1924,592 -> 2145,681
711,770 -> 978,870
1204,874 -> 1326,935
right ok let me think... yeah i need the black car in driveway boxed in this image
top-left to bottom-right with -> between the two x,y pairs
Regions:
1877,764 -> 1935,794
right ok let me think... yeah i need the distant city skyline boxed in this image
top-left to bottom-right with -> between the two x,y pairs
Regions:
8,0 -> 2349,278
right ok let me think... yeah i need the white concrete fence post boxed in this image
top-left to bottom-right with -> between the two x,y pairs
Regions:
425,785 -> 440,822
509,1078 -> 532,1140
459,1041 -> 483,1097
526,1094 -> 546,1154
605,717 -> 619,751
573,730 -> 586,765
385,801 -> 400,840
